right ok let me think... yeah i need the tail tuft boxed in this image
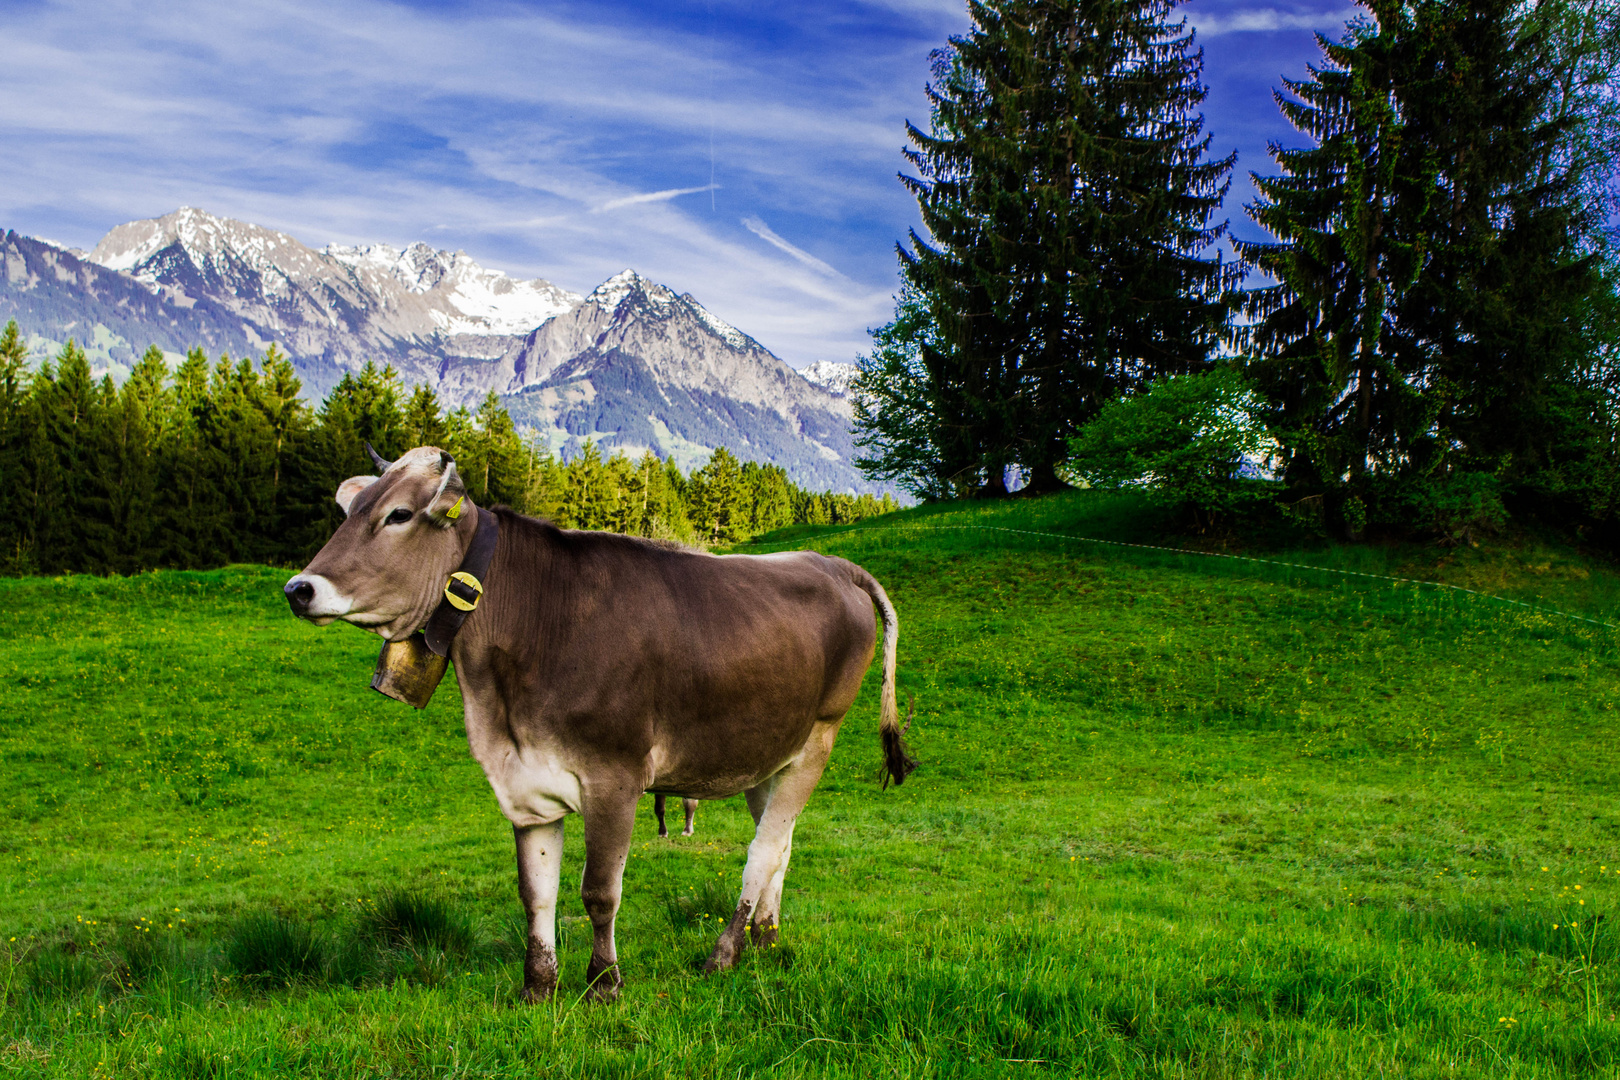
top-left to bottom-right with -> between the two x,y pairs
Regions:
880,695 -> 917,789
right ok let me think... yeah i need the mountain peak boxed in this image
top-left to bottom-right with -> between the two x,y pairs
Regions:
89,207 -> 322,283
588,269 -> 678,312
580,270 -> 750,348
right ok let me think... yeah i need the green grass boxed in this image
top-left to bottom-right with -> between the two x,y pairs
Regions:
1,490 -> 1618,1076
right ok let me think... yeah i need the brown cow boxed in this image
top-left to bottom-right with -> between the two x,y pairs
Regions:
282,446 -> 912,1001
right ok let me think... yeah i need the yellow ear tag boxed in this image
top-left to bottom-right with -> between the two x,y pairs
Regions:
445,496 -> 464,521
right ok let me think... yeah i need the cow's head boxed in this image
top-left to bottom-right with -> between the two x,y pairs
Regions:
284,445 -> 476,640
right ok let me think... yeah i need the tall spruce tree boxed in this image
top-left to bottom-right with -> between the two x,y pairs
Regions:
689,447 -> 750,542
31,341 -> 101,571
402,383 -> 449,449
872,0 -> 1236,495
0,323 -> 32,570
1240,0 -> 1615,536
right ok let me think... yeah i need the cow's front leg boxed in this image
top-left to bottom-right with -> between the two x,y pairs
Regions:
681,798 -> 698,837
514,819 -> 565,1002
580,788 -> 638,1001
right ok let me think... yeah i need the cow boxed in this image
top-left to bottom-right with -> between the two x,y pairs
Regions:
282,446 -> 913,1002
653,793 -> 699,838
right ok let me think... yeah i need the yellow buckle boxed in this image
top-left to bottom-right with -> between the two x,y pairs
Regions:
444,571 -> 483,612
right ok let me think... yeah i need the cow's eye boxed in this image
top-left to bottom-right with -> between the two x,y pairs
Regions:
385,508 -> 413,526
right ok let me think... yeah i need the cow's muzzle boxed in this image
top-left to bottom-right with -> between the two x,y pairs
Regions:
284,579 -> 314,616
283,574 -> 353,622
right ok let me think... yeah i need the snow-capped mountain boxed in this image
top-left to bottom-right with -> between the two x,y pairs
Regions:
84,207 -> 581,389
3,208 -> 869,491
322,241 -> 580,336
800,360 -> 858,397
475,271 -> 857,486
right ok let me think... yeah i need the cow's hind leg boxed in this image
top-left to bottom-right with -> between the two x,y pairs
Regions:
751,826 -> 793,947
654,793 -> 668,838
704,723 -> 836,974
738,786 -> 791,947
579,787 -> 639,1001
681,797 -> 698,837
514,819 -> 565,1002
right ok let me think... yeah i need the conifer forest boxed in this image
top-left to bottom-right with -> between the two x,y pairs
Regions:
0,323 -> 896,575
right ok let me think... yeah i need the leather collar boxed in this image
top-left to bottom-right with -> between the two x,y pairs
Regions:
424,507 -> 499,656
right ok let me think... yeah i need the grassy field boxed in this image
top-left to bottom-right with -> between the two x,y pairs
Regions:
1,491 -> 1618,1077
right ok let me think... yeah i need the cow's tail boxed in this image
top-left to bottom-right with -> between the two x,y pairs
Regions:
852,567 -> 915,788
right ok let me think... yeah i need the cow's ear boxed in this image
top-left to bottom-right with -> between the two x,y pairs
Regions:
336,474 -> 379,516
427,458 -> 468,527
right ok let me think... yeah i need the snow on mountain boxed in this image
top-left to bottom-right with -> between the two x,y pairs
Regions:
84,208 -> 579,390
799,360 -> 858,397
325,241 -> 580,335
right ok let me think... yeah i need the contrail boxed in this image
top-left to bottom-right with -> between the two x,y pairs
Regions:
741,216 -> 840,277
595,185 -> 720,213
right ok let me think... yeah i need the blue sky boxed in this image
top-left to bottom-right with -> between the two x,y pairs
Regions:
0,0 -> 1359,368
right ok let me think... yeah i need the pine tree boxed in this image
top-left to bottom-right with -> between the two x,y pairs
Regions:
98,365 -> 163,571
160,349 -> 232,566
852,288 -> 965,499
882,0 -> 1236,495
1240,0 -> 1614,535
252,345 -> 306,490
29,341 -> 103,571
0,322 -> 33,570
403,382 -> 449,449
688,447 -> 750,543
741,461 -> 794,535
320,361 -> 408,474
561,440 -> 618,529
455,391 -> 526,507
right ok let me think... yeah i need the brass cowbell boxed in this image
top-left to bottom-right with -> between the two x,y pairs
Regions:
371,632 -> 449,709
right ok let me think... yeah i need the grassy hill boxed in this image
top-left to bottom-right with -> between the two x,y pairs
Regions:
1,491 -> 1617,1077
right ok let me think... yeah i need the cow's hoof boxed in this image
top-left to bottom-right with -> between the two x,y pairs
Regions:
749,921 -> 779,949
520,982 -> 555,1004
584,961 -> 622,1002
702,941 -> 739,975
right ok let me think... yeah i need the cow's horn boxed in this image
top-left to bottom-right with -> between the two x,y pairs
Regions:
366,442 -> 393,472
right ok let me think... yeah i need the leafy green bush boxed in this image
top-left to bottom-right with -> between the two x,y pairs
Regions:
1392,471 -> 1507,547
1065,369 -> 1277,527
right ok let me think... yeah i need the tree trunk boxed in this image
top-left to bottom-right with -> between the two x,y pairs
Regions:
1017,461 -> 1070,496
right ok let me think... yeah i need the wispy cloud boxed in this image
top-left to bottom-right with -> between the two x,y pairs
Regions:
1192,6 -> 1358,37
742,216 -> 842,278
595,185 -> 719,213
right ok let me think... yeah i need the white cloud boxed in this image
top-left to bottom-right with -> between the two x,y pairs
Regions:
595,185 -> 720,213
1191,6 -> 1358,37
742,216 -> 843,278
